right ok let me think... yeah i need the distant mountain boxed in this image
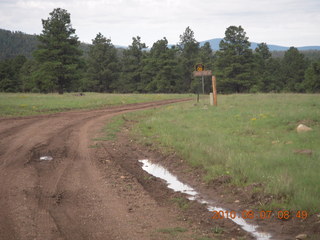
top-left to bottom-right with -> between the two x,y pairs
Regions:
295,46 -> 320,51
199,38 -> 320,51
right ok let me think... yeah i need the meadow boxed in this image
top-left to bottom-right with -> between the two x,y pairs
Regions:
0,92 -> 188,117
126,93 -> 320,212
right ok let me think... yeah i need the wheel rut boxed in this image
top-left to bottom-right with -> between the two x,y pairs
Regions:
2,99 -> 218,240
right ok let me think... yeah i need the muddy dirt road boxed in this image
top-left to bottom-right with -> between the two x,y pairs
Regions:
1,99 -> 319,240
0,100 -> 185,239
0,99 -> 249,240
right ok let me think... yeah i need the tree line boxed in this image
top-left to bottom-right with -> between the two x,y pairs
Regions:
0,8 -> 319,94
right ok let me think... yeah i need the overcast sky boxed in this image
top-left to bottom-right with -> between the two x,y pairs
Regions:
0,0 -> 319,47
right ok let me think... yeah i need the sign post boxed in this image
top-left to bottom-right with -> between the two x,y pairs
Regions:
193,64 -> 217,106
195,64 -> 205,94
202,75 -> 205,94
212,76 -> 217,106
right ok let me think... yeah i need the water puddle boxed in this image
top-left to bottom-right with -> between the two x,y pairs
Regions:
39,156 -> 53,161
139,159 -> 272,240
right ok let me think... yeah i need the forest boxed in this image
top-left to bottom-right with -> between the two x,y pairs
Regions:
0,8 -> 319,94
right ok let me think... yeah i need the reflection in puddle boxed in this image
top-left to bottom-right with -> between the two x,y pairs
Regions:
139,159 -> 272,240
39,156 -> 53,161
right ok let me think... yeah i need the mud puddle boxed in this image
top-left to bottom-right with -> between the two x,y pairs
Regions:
39,156 -> 53,161
139,159 -> 272,240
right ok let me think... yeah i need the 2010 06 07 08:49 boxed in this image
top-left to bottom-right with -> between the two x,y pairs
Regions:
212,210 -> 308,220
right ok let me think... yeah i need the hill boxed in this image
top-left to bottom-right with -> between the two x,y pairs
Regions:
199,38 -> 320,51
0,29 -> 91,60
0,29 -> 39,60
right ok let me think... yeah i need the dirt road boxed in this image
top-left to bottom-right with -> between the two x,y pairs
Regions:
2,98 -> 319,240
0,99 -> 248,240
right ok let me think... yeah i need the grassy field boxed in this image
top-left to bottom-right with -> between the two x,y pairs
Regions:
123,93 -> 320,212
0,92 -> 189,117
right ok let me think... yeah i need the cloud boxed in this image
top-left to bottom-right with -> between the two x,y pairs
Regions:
0,0 -> 319,47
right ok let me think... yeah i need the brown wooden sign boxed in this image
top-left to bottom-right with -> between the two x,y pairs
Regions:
193,70 -> 212,77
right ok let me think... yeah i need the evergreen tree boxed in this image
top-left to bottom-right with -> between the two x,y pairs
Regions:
304,60 -> 320,92
178,27 -> 200,92
215,26 -> 255,93
255,42 -> 272,60
86,33 -> 118,92
33,8 -> 82,94
253,43 -> 272,92
118,36 -> 146,92
19,59 -> 39,92
261,58 -> 283,92
0,55 -> 26,92
281,47 -> 307,92
198,42 -> 214,68
141,38 -> 180,93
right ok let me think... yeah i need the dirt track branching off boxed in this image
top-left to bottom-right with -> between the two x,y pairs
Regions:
0,92 -> 190,117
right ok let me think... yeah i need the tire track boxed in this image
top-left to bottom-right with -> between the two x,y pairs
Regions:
0,98 -> 191,240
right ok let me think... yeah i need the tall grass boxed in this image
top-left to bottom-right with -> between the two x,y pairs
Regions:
130,94 -> 320,212
0,92 -> 189,117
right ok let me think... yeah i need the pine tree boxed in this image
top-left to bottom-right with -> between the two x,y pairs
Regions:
199,42 -> 214,68
255,42 -> 271,60
118,36 -> 147,92
260,58 -> 283,92
281,47 -> 307,92
253,43 -> 272,92
0,55 -> 26,92
178,27 -> 200,92
33,8 -> 82,94
215,26 -> 254,93
141,38 -> 180,93
303,60 -> 320,92
86,33 -> 118,92
19,59 -> 39,92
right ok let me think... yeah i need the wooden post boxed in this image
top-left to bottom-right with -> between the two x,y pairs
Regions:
212,76 -> 217,106
201,75 -> 204,94
209,93 -> 213,105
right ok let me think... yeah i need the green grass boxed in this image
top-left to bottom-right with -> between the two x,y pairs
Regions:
129,93 -> 320,212
93,115 -> 126,141
157,227 -> 188,235
0,92 -> 189,117
171,197 -> 190,210
211,226 -> 224,234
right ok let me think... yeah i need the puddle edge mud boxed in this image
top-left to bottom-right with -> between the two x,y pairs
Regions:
139,159 -> 272,240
